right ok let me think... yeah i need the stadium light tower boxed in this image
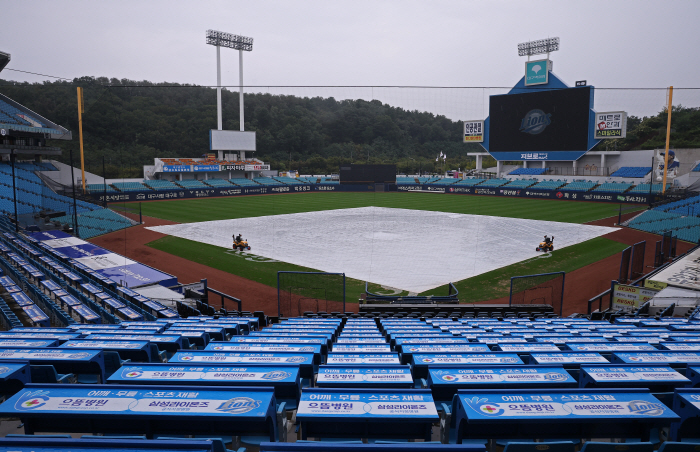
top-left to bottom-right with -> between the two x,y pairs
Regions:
517,37 -> 559,61
206,30 -> 254,132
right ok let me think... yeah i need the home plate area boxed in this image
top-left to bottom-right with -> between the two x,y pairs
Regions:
146,207 -> 618,293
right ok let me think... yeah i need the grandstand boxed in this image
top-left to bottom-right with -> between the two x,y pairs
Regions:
528,179 -> 566,190
453,178 -> 485,186
509,167 -> 548,176
628,183 -> 670,194
176,179 -> 210,189
144,179 -> 180,190
502,179 -> 538,189
230,178 -> 260,186
255,177 -> 285,186
560,180 -> 597,192
86,183 -> 117,193
592,181 -> 634,193
477,178 -> 510,188
429,178 -> 459,185
274,176 -> 306,185
112,182 -> 148,192
693,162 -> 700,172
611,167 -> 652,178
203,178 -> 235,187
51,209 -> 136,239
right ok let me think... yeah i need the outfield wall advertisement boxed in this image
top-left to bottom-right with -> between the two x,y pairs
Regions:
93,184 -> 654,204
440,185 -> 655,204
92,184 -> 375,203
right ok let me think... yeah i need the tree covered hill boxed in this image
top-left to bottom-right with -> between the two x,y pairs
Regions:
0,77 -> 483,177
1,77 -> 697,177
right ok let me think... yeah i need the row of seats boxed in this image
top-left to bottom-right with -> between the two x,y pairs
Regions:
502,179 -> 538,188
509,168 -> 548,175
0,99 -> 47,127
611,167 -> 652,178
593,182 -> 634,193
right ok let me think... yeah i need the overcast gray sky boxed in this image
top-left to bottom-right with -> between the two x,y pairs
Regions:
2,0 -> 699,117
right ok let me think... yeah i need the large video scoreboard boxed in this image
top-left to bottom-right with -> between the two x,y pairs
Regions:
339,164 -> 396,185
488,86 -> 592,161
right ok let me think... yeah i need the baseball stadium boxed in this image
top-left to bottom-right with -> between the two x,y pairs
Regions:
1,27 -> 700,452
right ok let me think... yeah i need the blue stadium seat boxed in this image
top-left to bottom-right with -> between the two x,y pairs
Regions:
503,442 -> 576,452
580,443 -> 654,452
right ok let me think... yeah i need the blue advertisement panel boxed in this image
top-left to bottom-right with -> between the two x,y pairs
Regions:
53,244 -> 110,259
162,165 -> 190,172
316,365 -> 413,386
326,354 -> 401,365
193,164 -> 220,172
429,366 -> 576,386
108,364 -> 299,385
297,389 -> 438,418
0,385 -> 273,418
456,390 -> 677,420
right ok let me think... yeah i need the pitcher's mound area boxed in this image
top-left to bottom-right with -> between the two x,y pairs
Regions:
146,207 -> 618,293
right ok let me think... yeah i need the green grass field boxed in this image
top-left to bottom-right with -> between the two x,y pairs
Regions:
114,192 -> 624,224
114,192 -> 632,304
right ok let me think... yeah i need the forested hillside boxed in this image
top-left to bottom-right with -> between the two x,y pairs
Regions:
1,77 -> 697,178
0,77 -> 483,177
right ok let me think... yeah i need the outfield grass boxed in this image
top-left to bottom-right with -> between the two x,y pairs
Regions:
114,192 -> 625,225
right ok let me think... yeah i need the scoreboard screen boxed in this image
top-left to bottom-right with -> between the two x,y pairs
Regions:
340,164 -> 396,184
489,87 -> 591,156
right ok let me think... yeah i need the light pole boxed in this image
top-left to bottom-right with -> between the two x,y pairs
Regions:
206,30 -> 254,137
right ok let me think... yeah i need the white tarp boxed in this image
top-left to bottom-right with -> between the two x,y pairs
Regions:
146,207 -> 618,293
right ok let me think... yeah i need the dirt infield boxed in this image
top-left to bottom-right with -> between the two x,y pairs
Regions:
91,209 -> 691,317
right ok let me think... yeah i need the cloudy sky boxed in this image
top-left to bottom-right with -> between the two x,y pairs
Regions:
2,0 -> 699,117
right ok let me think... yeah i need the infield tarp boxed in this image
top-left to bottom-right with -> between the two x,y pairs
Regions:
147,206 -> 617,293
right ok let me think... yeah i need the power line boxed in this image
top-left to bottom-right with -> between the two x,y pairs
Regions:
3,68 -> 73,81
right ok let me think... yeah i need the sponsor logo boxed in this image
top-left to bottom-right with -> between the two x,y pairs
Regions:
520,109 -> 552,134
419,358 -> 434,363
556,192 -> 564,198
544,372 -> 568,381
212,346 -> 224,350
124,370 -> 143,378
68,353 -> 91,359
440,374 -> 459,382
261,371 -> 291,381
179,354 -> 195,361
479,404 -> 503,415
285,356 -> 306,363
15,390 -> 50,411
300,347 -> 315,352
0,366 -> 9,375
627,400 -> 664,416
216,397 -> 262,414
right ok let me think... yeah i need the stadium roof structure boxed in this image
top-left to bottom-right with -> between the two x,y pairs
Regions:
0,51 -> 10,73
0,91 -> 72,155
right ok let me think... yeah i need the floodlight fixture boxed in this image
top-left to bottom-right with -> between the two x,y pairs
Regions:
205,29 -> 254,146
517,37 -> 559,57
206,30 -> 253,52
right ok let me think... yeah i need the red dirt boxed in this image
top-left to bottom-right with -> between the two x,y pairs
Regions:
92,209 -> 689,318
88,213 -> 358,315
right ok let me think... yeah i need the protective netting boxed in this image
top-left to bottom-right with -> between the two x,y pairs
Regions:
510,272 -> 565,316
277,271 -> 345,317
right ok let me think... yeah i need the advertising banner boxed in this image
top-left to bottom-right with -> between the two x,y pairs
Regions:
611,283 -> 659,313
594,111 -> 627,139
162,165 -> 190,172
193,164 -> 220,172
463,120 -> 485,142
